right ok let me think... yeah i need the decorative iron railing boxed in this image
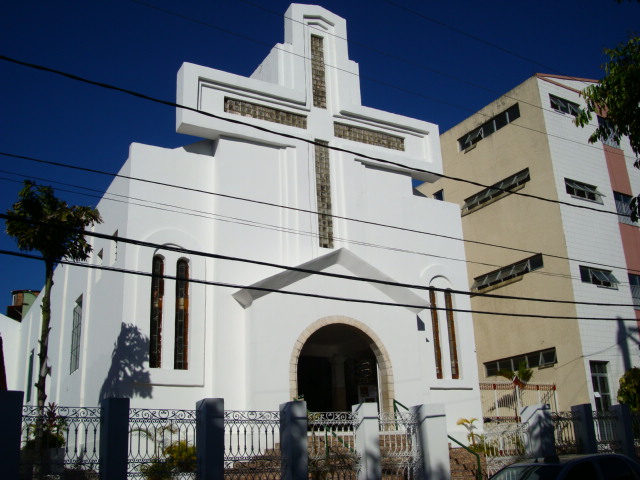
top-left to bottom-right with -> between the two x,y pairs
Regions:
552,411 -> 579,454
128,408 -> 196,479
593,410 -> 619,453
224,410 -> 280,479
480,382 -> 558,420
379,411 -> 421,479
308,411 -> 359,479
483,419 -> 529,476
20,404 -> 101,479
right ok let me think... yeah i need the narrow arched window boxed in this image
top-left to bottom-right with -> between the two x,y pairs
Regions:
445,290 -> 459,379
174,259 -> 189,370
429,289 -> 443,379
149,255 -> 164,368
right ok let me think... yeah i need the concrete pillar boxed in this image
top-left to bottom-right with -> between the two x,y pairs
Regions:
280,400 -> 308,480
571,403 -> 597,454
610,404 -> 636,459
520,404 -> 556,460
196,398 -> 225,480
411,403 -> 450,480
0,390 -> 24,480
99,397 -> 130,480
353,402 -> 381,480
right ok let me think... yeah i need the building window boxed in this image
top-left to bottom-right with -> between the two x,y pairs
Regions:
174,259 -> 189,370
458,104 -> 520,151
315,139 -> 333,248
549,94 -> 580,116
26,349 -> 34,402
597,116 -> 620,148
565,178 -> 604,203
614,192 -> 636,225
433,190 -> 444,201
70,296 -> 82,374
445,290 -> 459,379
580,266 -> 619,289
590,361 -> 611,412
472,254 -> 543,292
463,168 -> 530,214
629,274 -> 640,308
149,255 -> 164,368
429,289 -> 443,379
485,347 -> 557,377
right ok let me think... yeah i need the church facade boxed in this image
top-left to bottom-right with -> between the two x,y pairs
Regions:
8,4 -> 482,438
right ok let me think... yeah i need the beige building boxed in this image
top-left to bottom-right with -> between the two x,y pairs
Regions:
420,74 -> 640,415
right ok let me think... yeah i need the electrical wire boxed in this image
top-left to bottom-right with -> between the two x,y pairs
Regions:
0,248 -> 635,321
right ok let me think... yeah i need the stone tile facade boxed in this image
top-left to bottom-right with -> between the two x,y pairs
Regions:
311,35 -> 327,109
314,139 -> 333,248
224,98 -> 307,129
334,122 -> 405,151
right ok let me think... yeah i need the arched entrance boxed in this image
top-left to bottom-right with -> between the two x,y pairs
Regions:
291,317 -> 394,413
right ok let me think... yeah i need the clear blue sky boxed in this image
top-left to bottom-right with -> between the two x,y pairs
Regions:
0,0 -> 638,307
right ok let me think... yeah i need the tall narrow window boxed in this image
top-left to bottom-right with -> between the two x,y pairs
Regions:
429,289 -> 443,379
315,140 -> 333,248
310,35 -> 327,108
70,295 -> 82,374
590,361 -> 611,412
174,259 -> 189,370
26,349 -> 34,402
149,255 -> 164,368
445,290 -> 459,379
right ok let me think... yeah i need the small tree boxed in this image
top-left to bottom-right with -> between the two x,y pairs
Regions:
617,367 -> 640,412
5,181 -> 102,409
575,34 -> 640,219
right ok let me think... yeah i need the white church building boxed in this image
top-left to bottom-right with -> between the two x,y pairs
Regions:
6,4 -> 482,437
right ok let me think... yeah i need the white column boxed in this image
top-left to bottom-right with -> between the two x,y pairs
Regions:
353,402 -> 381,480
411,403 -> 451,480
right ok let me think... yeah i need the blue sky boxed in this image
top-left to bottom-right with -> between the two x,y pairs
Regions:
0,0 -> 638,306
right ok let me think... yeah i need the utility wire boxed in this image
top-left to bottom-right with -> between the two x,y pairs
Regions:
1,213 -> 636,309
1,53 -> 633,217
0,248 -> 635,321
2,149 -> 638,279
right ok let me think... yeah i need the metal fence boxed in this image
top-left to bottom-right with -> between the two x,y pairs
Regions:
379,411 -> 422,479
128,408 -> 196,479
20,404 -> 101,479
480,383 -> 558,420
224,410 -> 281,479
483,419 -> 529,476
553,411 -> 579,455
308,411 -> 359,479
593,410 -> 619,453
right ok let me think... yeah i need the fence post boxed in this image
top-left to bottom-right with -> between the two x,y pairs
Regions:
610,403 -> 636,459
520,404 -> 556,460
280,400 -> 308,480
571,403 -> 597,454
353,402 -> 381,480
411,403 -> 451,480
0,390 -> 24,480
196,398 -> 225,480
99,397 -> 130,480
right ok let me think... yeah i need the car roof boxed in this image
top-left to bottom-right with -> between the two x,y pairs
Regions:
509,453 -> 633,467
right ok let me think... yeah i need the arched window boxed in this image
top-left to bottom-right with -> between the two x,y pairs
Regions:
149,255 -> 164,368
445,290 -> 459,379
429,289 -> 443,379
174,259 -> 189,370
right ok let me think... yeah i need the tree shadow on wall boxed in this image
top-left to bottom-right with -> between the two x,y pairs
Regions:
99,322 -> 153,401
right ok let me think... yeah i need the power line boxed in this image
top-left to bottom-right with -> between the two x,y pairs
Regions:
0,248 -> 635,321
2,149 -> 638,279
1,213 -> 636,309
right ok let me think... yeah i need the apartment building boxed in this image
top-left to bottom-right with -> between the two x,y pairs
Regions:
420,74 -> 640,413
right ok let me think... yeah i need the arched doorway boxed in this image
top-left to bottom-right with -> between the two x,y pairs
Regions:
293,320 -> 393,412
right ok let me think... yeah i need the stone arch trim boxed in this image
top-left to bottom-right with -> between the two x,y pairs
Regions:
289,316 -> 395,413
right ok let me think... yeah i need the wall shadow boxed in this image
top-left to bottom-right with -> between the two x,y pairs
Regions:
617,317 -> 640,373
99,322 -> 152,401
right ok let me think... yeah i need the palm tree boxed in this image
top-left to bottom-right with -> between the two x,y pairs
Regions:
5,181 -> 102,409
495,361 -> 533,419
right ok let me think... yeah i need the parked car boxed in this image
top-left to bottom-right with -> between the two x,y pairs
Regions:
489,454 -> 640,480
